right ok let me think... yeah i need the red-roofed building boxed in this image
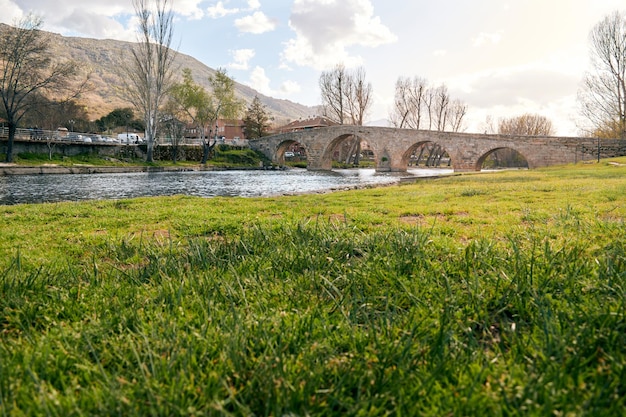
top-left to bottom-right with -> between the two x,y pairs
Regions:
274,116 -> 338,134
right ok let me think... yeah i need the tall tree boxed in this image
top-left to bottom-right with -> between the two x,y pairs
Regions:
319,64 -> 349,125
123,0 -> 177,162
202,68 -> 244,163
319,65 -> 372,164
0,15 -> 78,162
579,10 -> 626,139
168,68 -> 243,164
167,68 -> 212,157
345,67 -> 373,126
389,76 -> 426,129
243,95 -> 273,139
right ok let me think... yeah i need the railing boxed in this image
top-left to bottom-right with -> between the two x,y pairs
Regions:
0,127 -> 120,144
0,127 -> 250,147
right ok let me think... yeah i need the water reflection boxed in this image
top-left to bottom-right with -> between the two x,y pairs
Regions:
0,168 -> 452,205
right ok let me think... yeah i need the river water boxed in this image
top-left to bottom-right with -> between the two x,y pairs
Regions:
0,168 -> 452,205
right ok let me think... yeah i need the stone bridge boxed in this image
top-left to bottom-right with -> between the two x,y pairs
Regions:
249,126 -> 606,172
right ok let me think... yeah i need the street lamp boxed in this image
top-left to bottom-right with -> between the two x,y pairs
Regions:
126,114 -> 130,144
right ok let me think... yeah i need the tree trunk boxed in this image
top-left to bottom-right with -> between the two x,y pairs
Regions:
5,123 -> 16,163
201,140 -> 209,164
146,138 -> 154,162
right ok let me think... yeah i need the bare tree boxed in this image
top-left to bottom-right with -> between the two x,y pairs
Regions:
391,77 -> 466,132
578,10 -> 626,139
319,64 -> 349,125
123,0 -> 177,162
432,84 -> 450,131
447,99 -> 468,133
319,64 -> 373,126
0,15 -> 78,162
389,76 -> 426,129
345,67 -> 373,126
498,113 -> 555,136
319,65 -> 373,164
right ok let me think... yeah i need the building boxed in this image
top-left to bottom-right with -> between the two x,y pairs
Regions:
274,116 -> 338,134
183,119 -> 247,146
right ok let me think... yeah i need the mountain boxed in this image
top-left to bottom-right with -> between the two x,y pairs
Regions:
1,24 -> 316,125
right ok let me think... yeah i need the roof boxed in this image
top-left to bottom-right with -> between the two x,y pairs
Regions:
275,116 -> 338,133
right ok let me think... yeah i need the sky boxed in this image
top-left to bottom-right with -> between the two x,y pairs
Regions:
1,0 -> 624,136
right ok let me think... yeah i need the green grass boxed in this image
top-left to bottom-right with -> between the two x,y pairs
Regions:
0,158 -> 625,415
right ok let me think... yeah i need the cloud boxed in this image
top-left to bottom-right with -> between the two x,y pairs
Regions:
452,66 -> 579,108
282,0 -> 397,70
247,0 -> 261,9
228,48 -> 255,70
248,66 -> 272,95
235,11 -> 276,34
472,32 -> 502,47
173,0 -> 205,20
207,1 -> 240,19
446,65 -> 582,135
0,0 -> 24,23
207,0 -> 262,19
246,66 -> 301,97
279,79 -> 301,95
0,1 -> 137,40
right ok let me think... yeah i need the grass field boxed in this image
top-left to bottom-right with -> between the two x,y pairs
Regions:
0,159 -> 625,416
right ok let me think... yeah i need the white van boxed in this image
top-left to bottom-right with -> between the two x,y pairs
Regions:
117,133 -> 142,144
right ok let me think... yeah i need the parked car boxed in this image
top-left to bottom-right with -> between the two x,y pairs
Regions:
118,133 -> 142,144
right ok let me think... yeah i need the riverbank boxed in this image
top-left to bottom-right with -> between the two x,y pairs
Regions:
0,162 -> 273,175
1,159 -> 625,416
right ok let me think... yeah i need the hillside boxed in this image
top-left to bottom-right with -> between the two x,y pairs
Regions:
1,24 -> 316,124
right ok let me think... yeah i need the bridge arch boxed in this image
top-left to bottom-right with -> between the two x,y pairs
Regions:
402,141 -> 452,168
477,147 -> 529,170
275,139 -> 308,165
317,132 -> 378,170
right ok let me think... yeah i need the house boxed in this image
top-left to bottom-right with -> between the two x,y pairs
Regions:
274,116 -> 338,134
183,119 -> 247,146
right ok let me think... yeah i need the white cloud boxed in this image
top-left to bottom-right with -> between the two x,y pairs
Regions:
282,0 -> 397,70
472,32 -> 502,47
0,1 -> 136,40
248,66 -> 272,95
246,66 -> 301,98
0,0 -> 23,23
173,0 -> 205,20
235,11 -> 276,34
247,0 -> 261,10
207,1 -> 240,19
433,49 -> 447,57
228,48 -> 255,70
446,64 -> 582,136
280,80 -> 301,95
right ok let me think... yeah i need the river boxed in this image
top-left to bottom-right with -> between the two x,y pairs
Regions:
0,168 -> 453,205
